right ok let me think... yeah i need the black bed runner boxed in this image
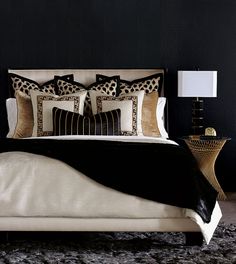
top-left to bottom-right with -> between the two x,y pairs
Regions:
0,138 -> 217,223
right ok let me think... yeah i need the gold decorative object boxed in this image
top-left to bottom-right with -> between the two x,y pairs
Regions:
205,127 -> 217,136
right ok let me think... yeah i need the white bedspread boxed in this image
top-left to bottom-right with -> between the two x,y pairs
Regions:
0,136 -> 222,243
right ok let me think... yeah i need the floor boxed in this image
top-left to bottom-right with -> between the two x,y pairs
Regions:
218,192 -> 236,224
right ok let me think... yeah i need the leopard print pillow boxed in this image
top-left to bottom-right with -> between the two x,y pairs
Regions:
85,76 -> 120,115
56,76 -> 120,115
119,73 -> 163,95
9,73 -> 74,97
97,73 -> 163,95
55,78 -> 85,95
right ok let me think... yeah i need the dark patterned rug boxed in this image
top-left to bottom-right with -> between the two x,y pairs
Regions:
0,222 -> 235,264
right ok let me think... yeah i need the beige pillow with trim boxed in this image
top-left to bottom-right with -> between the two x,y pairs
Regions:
30,90 -> 87,137
89,90 -> 144,136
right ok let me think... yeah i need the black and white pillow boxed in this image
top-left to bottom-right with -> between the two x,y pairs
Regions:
55,76 -> 120,115
85,76 -> 120,115
88,75 -> 120,96
89,90 -> 144,136
9,73 -> 74,97
54,78 -> 86,95
52,107 -> 121,136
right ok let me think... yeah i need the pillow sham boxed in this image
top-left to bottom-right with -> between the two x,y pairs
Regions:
141,91 -> 161,137
55,76 -> 120,115
89,90 -> 144,136
157,97 -> 169,138
52,107 -> 121,136
54,77 -> 86,95
30,90 -> 87,137
13,91 -> 34,138
9,73 -> 74,97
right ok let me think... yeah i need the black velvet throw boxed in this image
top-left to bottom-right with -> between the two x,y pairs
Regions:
0,138 -> 217,223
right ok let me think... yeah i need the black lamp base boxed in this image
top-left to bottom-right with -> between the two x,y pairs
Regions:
191,98 -> 204,135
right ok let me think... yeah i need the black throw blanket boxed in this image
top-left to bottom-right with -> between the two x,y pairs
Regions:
0,138 -> 217,223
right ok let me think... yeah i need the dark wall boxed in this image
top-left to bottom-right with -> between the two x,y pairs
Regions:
0,0 -> 236,190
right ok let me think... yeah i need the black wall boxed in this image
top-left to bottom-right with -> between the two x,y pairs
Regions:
0,0 -> 236,190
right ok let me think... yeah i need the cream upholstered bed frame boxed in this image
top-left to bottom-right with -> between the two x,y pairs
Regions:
5,68 -> 200,235
8,68 -> 168,133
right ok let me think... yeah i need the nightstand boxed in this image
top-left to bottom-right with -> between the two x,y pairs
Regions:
181,136 -> 231,200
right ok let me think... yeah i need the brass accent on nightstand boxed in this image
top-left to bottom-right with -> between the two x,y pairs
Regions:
182,136 -> 230,200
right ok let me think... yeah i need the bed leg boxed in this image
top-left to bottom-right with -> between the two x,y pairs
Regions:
184,232 -> 204,246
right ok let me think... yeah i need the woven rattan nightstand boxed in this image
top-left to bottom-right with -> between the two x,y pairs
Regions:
181,136 -> 231,200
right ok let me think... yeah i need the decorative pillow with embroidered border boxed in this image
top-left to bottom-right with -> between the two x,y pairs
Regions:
55,76 -> 120,116
52,107 -> 121,136
89,90 -> 144,136
9,73 -> 74,97
30,89 -> 87,137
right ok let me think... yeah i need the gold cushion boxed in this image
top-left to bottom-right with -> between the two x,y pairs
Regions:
13,91 -> 34,138
142,91 -> 161,137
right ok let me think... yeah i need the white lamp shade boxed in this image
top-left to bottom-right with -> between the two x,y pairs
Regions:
178,71 -> 217,97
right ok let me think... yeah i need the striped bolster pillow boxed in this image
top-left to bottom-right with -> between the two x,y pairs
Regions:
52,107 -> 121,136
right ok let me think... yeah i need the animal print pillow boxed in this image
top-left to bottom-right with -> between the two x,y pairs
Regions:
96,73 -> 163,95
54,77 -> 86,95
55,76 -> 120,115
86,76 -> 120,115
9,73 -> 74,97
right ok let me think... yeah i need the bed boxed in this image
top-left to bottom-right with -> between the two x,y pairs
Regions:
0,68 -> 222,245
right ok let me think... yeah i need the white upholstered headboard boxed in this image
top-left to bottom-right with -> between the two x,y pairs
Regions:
7,68 -> 168,132
8,68 -> 165,95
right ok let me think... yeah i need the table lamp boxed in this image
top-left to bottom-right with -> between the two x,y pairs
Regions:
178,71 -> 217,135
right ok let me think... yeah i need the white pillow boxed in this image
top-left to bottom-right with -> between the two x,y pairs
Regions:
30,90 -> 87,137
6,98 -> 17,138
89,90 -> 145,136
157,97 -> 169,138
